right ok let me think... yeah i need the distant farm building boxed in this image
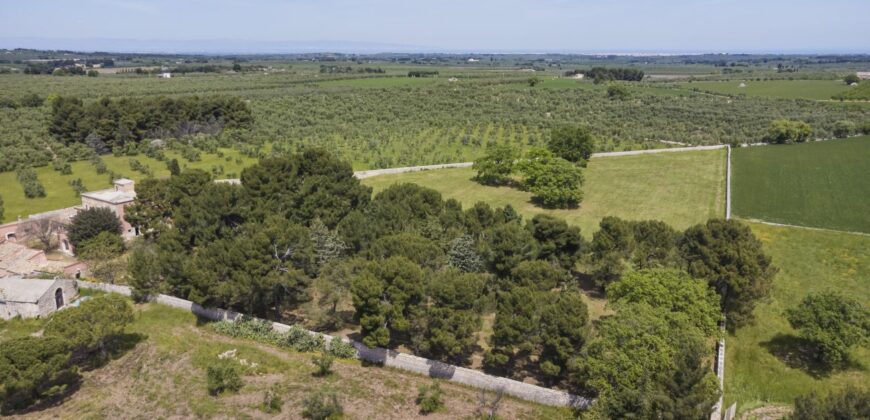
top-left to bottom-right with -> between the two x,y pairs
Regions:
738,82 -> 747,88
448,77 -> 459,82
0,276 -> 78,319
159,72 -> 172,79
857,72 -> 870,80
571,73 -> 585,80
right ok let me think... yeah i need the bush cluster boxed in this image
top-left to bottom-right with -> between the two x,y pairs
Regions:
15,166 -> 46,198
210,317 -> 357,359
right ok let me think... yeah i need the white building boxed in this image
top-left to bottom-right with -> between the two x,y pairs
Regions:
857,72 -> 870,80
0,277 -> 78,319
159,72 -> 172,79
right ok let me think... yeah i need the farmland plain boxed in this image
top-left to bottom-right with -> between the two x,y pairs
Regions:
732,136 -> 870,233
678,79 -> 853,100
362,149 -> 727,236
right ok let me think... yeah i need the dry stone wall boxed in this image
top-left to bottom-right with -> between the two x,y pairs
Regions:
76,280 -> 592,409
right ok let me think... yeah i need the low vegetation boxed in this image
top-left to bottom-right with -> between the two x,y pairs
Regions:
0,301 -> 571,418
725,222 -> 870,412
732,136 -> 870,233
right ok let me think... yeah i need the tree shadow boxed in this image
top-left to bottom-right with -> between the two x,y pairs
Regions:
760,334 -> 863,378
76,332 -> 148,371
5,379 -> 83,416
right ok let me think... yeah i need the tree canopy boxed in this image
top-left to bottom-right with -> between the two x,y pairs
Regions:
786,291 -> 870,366
547,125 -> 595,165
680,219 -> 777,329
68,207 -> 122,248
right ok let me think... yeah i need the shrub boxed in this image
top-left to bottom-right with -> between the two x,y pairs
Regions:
607,84 -> 630,100
15,167 -> 46,199
209,318 -> 356,359
68,207 -> 122,248
786,291 -> 869,367
43,294 -> 134,360
325,338 -> 357,359
261,388 -> 283,413
206,361 -> 242,395
764,119 -> 812,144
833,120 -> 856,138
69,178 -> 87,197
0,337 -> 80,414
311,352 -> 334,376
792,385 -> 870,419
416,382 -> 445,414
302,390 -> 343,420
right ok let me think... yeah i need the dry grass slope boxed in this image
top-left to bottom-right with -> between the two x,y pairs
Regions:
1,302 -> 571,419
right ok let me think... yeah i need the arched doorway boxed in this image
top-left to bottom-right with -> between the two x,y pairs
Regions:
55,288 -> 64,309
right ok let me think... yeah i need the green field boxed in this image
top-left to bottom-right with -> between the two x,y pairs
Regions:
680,79 -> 853,100
732,136 -> 870,233
362,149 -> 726,236
0,148 -> 257,223
725,222 -> 870,413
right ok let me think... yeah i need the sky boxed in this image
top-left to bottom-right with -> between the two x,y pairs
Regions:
1,0 -> 868,54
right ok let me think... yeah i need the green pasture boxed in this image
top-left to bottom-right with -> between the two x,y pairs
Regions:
0,148 -> 257,223
732,136 -> 870,233
680,79 -> 852,100
725,222 -> 870,413
362,149 -> 726,236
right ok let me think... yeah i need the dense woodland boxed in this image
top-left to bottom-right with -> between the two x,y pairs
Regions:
49,95 -> 252,150
116,149 -> 788,418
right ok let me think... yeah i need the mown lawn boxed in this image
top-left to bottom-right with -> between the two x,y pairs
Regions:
0,148 -> 257,223
680,79 -> 852,100
1,301 -> 571,419
725,221 -> 870,413
362,149 -> 727,237
732,136 -> 870,233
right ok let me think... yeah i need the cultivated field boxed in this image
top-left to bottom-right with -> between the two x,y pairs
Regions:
0,300 -> 569,419
0,148 -> 257,223
679,79 -> 853,100
725,222 -> 870,414
732,136 -> 870,233
362,149 -> 727,236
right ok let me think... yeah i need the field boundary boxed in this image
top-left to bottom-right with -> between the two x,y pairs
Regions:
738,218 -> 870,237
76,281 -> 593,409
711,145 -> 731,420
353,144 -> 728,180
591,144 -> 726,158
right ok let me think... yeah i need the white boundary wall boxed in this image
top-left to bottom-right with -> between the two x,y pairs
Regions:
77,281 -> 592,409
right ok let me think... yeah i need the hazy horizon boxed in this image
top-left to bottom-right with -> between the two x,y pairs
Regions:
2,0 -> 869,55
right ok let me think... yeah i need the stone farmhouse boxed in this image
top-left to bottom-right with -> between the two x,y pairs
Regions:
0,178 -> 138,278
857,71 -> 870,80
0,276 -> 78,319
